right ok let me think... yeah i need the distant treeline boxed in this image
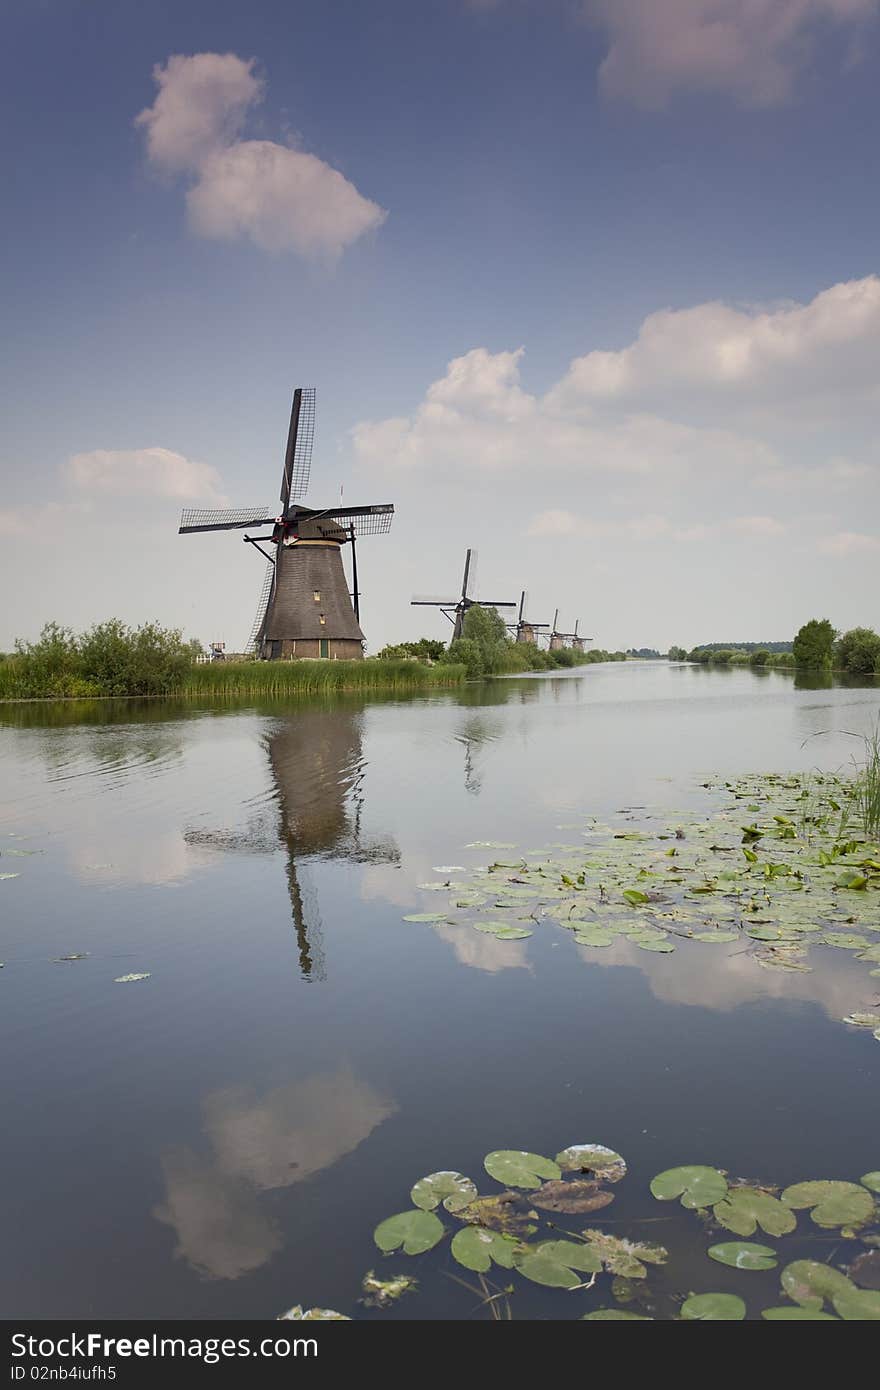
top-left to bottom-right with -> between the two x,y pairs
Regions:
668,622 -> 879,675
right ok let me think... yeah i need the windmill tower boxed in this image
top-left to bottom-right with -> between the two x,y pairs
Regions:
507,591 -> 550,645
548,608 -> 565,651
178,388 -> 394,659
569,619 -> 591,653
411,548 -> 517,642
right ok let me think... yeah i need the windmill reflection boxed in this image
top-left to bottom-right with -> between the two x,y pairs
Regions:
186,708 -> 398,980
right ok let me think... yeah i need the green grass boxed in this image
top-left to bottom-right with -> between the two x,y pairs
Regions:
852,722 -> 880,840
182,658 -> 466,698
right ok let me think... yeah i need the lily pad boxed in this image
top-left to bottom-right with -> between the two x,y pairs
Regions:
455,1192 -> 538,1239
781,1180 -> 875,1229
278,1306 -> 350,1320
114,973 -> 151,983
555,1144 -> 627,1183
831,1288 -> 880,1320
780,1259 -> 854,1308
650,1165 -> 728,1209
583,1309 -> 651,1319
359,1271 -> 418,1308
531,1179 -> 614,1214
450,1226 -> 519,1273
681,1292 -> 746,1321
761,1306 -> 838,1320
484,1150 -> 560,1188
860,1172 -> 880,1194
410,1171 -> 477,1213
514,1239 -> 601,1287
402,913 -> 448,923
582,1229 -> 667,1278
848,1250 -> 880,1290
712,1188 -> 797,1238
373,1209 -> 445,1256
707,1241 -> 777,1270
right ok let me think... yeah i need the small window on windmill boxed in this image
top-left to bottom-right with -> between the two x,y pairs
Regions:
319,613 -> 326,625
313,590 -> 321,602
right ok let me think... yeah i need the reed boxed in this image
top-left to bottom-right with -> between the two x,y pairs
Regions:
852,721 -> 880,840
182,659 -> 466,698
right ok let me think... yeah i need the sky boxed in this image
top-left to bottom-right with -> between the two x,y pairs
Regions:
2,0 -> 879,654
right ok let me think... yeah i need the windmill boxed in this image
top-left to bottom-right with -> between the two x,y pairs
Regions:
568,619 -> 592,653
548,608 -> 564,651
507,591 -> 550,645
178,388 -> 394,659
411,548 -> 517,642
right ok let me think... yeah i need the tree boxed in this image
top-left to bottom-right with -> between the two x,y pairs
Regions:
460,604 -> 509,675
667,646 -> 688,661
749,649 -> 770,666
834,627 -> 880,675
792,619 -> 836,671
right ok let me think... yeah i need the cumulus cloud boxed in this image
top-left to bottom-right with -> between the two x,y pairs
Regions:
818,530 -> 880,555
66,448 -> 227,503
136,53 -> 386,258
549,275 -> 880,409
528,510 -> 786,541
584,0 -> 879,108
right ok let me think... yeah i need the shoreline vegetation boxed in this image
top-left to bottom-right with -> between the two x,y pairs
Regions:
0,614 -> 626,703
670,620 -> 880,676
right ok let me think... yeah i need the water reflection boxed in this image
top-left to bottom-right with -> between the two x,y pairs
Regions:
186,709 -> 398,981
453,713 -> 502,796
153,1066 -> 396,1280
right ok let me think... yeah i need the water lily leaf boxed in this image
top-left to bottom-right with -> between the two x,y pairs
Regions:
623,889 -> 650,906
531,1179 -> 614,1214
842,1012 -> 880,1028
831,1288 -> 880,1320
583,1309 -> 651,1319
278,1306 -> 350,1320
373,1209 -> 445,1255
681,1292 -> 746,1321
484,1149 -> 560,1188
514,1239 -> 601,1287
692,930 -> 740,943
402,913 -> 448,923
455,1192 -> 538,1239
713,1188 -> 797,1238
761,1306 -> 838,1320
849,1250 -> 880,1289
556,1144 -> 627,1182
359,1270 -> 418,1308
433,866 -> 465,874
471,920 -> 532,939
410,1171 -> 477,1213
781,1180 -> 875,1229
780,1259 -> 854,1307
746,925 -> 782,941
573,927 -> 617,948
582,1229 -> 667,1278
450,1226 -> 519,1272
821,933 -> 871,949
650,1165 -> 728,1209
0,873 -> 21,880
632,936 -> 675,952
708,1241 -> 777,1270
860,1172 -> 880,1194
114,973 -> 151,983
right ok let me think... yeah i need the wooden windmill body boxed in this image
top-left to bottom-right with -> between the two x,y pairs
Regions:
508,591 -> 550,645
178,389 -> 393,659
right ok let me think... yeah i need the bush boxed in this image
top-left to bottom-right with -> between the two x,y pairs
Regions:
793,618 -> 836,671
2,620 -> 195,699
375,638 -> 447,662
834,627 -> 880,675
749,649 -> 770,666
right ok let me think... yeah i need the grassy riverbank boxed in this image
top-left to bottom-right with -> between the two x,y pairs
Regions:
183,658 -> 466,697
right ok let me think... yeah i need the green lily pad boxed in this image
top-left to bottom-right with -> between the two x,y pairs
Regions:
860,1172 -> 880,1194
359,1270 -> 418,1308
708,1242 -> 777,1270
713,1188 -> 797,1238
842,1012 -> 880,1028
780,1260 -> 855,1308
632,936 -> 675,952
583,1309 -> 652,1319
781,1180 -> 875,1230
761,1306 -> 838,1320
573,926 -> 617,948
114,973 -> 151,983
373,1209 -> 445,1255
555,1144 -> 627,1182
832,1288 -> 880,1320
450,1225 -> 519,1272
484,1150 -> 561,1188
623,889 -> 650,906
650,1165 -> 728,1209
455,1192 -> 538,1239
410,1171 -> 477,1213
402,913 -> 448,923
691,931 -> 740,943
681,1292 -> 746,1320
514,1239 -> 601,1287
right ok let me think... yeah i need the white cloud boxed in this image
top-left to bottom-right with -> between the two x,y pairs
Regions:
584,0 -> 879,108
528,510 -> 786,540
135,53 -> 263,173
758,456 -> 872,491
66,448 -> 227,503
550,275 -> 880,409
136,52 -> 386,259
818,530 -> 880,555
187,141 -> 386,257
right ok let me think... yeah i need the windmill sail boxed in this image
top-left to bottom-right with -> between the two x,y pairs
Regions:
281,387 -> 316,511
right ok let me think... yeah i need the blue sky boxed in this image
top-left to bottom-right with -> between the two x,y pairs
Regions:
3,0 -> 879,652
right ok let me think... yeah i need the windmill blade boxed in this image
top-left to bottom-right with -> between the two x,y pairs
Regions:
179,506 -> 276,534
518,590 -> 527,623
461,548 -> 479,600
311,504 -> 394,536
411,596 -> 460,606
281,387 -> 316,510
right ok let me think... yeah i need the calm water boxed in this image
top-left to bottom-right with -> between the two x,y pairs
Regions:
1,662 -> 878,1319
